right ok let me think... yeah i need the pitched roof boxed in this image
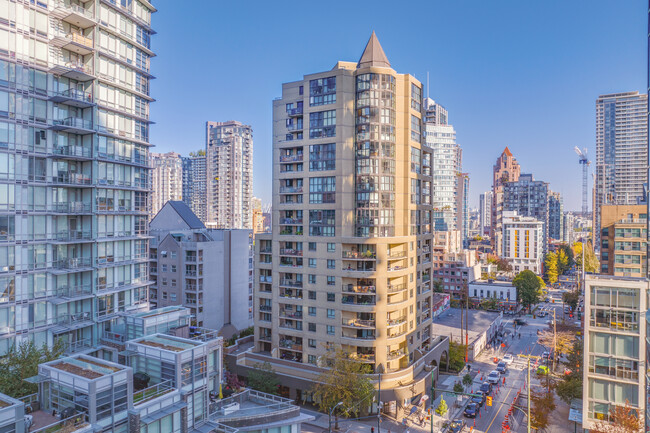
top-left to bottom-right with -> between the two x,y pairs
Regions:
357,31 -> 391,69
502,146 -> 513,157
167,201 -> 205,229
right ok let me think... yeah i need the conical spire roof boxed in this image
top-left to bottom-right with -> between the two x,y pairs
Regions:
502,146 -> 513,157
357,31 -> 391,69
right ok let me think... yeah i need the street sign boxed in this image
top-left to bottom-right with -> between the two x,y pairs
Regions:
568,408 -> 582,423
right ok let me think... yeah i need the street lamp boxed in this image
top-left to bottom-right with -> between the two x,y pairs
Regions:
329,401 -> 343,433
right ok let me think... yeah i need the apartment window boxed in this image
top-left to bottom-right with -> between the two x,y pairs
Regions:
327,276 -> 335,286
327,292 -> 335,302
308,307 -> 316,316
309,210 -> 335,237
309,76 -> 336,106
327,325 -> 335,335
171,251 -> 177,259
308,339 -> 316,348
327,243 -> 336,252
161,264 -> 167,272
171,279 -> 176,287
411,147 -> 421,174
136,25 -> 151,48
170,293 -> 177,301
308,323 -> 316,332
327,309 -> 335,319
327,259 -> 335,269
308,258 -> 317,268
309,143 -> 335,171
161,278 -> 167,286
411,83 -> 422,111
162,292 -> 167,300
308,355 -> 317,365
299,85 -> 304,95
309,177 -> 336,203
308,275 -> 316,284
309,110 -> 336,138
308,242 -> 317,251
411,115 -> 421,142
308,290 -> 316,300
171,265 -> 176,273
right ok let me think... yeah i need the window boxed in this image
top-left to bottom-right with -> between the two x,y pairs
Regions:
161,264 -> 167,272
310,110 -> 336,138
327,243 -> 336,252
309,258 -> 317,268
310,143 -> 335,171
327,292 -> 335,302
309,177 -> 336,204
308,275 -> 316,284
171,251 -> 177,259
309,242 -> 317,251
327,325 -> 335,335
309,76 -> 336,106
170,293 -> 177,301
308,339 -> 316,348
327,276 -> 335,286
171,279 -> 176,287
162,292 -> 168,300
171,265 -> 177,273
411,115 -> 421,142
327,259 -> 335,269
299,85 -> 303,95
411,83 -> 422,111
308,355 -> 317,365
308,323 -> 316,332
308,290 -> 316,300
161,278 -> 167,286
309,210 -> 335,237
308,307 -> 316,316
327,309 -> 335,319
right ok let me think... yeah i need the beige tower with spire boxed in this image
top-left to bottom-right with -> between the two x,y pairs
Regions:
492,147 -> 521,255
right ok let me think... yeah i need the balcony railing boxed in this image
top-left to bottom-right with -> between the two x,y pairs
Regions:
102,330 -> 126,343
387,349 -> 406,360
53,117 -> 93,130
55,230 -> 92,241
259,275 -> 272,283
286,107 -> 303,116
53,257 -> 92,270
279,186 -> 303,194
56,284 -> 92,298
342,285 -> 376,293
64,338 -> 93,354
342,251 -> 376,259
279,310 -> 303,319
279,279 -> 302,288
387,316 -> 407,327
52,88 -> 93,103
133,379 -> 174,405
279,340 -> 303,351
342,318 -> 375,328
55,311 -> 92,326
280,218 -> 303,225
53,144 -> 92,158
279,248 -> 302,256
286,123 -> 303,131
53,202 -> 92,213
31,413 -> 89,433
66,32 -> 93,48
387,251 -> 407,259
280,154 -> 303,162
52,172 -> 92,186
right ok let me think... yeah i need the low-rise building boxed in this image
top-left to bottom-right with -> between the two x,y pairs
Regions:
149,201 -> 254,334
501,211 -> 544,274
431,308 -> 503,361
468,279 -> 518,311
431,249 -> 481,298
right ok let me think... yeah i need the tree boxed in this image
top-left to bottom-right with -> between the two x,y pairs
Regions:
224,371 -> 245,392
453,382 -> 464,394
435,397 -> 448,417
462,373 -> 473,391
312,348 -> 375,426
433,279 -> 444,293
538,323 -> 578,359
247,362 -> 280,395
544,252 -> 558,284
530,388 -> 556,431
486,254 -> 512,273
556,378 -> 582,405
447,341 -> 467,372
557,249 -> 570,275
590,400 -> 644,433
574,241 -> 600,273
562,289 -> 580,310
480,297 -> 499,311
559,244 -> 576,268
0,339 -> 66,398
513,270 -> 544,309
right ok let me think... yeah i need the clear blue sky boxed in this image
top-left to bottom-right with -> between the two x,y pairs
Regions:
149,0 -> 647,211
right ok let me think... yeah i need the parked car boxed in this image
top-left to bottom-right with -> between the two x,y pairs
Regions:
503,354 -> 514,365
496,361 -> 507,374
487,371 -> 500,384
479,382 -> 492,395
464,402 -> 479,418
449,419 -> 466,433
537,311 -> 547,318
471,393 -> 486,407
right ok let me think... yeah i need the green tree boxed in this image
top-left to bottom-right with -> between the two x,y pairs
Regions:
247,362 -> 280,395
556,378 -> 582,405
544,252 -> 558,284
574,241 -> 600,273
0,339 -> 66,398
312,348 -> 375,426
433,279 -> 444,293
530,389 -> 556,431
557,249 -> 569,275
453,382 -> 464,394
480,297 -> 499,310
462,373 -> 473,391
562,289 -> 580,310
447,341 -> 467,372
513,270 -> 544,309
435,397 -> 449,417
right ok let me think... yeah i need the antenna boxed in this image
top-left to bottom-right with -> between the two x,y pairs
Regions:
427,71 -> 430,99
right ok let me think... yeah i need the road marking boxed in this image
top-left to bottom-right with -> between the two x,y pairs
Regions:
485,387 -> 513,433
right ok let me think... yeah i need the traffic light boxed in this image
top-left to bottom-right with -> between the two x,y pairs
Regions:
486,396 -> 493,406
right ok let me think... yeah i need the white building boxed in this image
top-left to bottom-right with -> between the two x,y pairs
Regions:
149,201 -> 253,334
206,121 -> 253,229
501,211 -> 544,274
582,275 -> 648,430
150,151 -> 183,220
468,280 -> 517,307
479,191 -> 493,237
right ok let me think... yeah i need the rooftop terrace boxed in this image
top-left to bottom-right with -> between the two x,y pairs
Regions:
136,334 -> 201,352
49,356 -> 124,379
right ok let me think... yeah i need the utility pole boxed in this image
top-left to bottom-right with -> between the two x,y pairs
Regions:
430,370 -> 434,433
465,288 -> 469,363
553,309 -> 557,373
527,357 -> 531,433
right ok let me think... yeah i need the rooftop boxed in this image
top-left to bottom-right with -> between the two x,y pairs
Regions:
470,279 -> 515,287
135,334 -> 201,352
48,355 -> 124,379
132,305 -> 190,319
432,308 -> 502,338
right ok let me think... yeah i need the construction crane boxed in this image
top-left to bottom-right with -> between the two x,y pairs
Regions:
574,146 -> 590,216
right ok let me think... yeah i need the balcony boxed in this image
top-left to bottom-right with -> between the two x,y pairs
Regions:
259,334 -> 272,342
51,2 -> 96,28
387,251 -> 407,259
280,154 -> 303,163
52,144 -> 92,159
133,380 -> 174,406
50,117 -> 94,135
279,279 -> 302,288
286,107 -> 303,117
342,284 -> 376,294
350,353 -> 375,363
387,265 -> 407,272
279,310 -> 303,320
387,349 -> 407,360
280,228 -> 303,236
342,251 -> 376,260
53,230 -> 92,243
259,305 -> 272,312
52,311 -> 93,331
387,316 -> 407,327
279,248 -> 302,256
49,88 -> 95,108
342,318 -> 375,328
52,257 -> 93,271
342,295 -> 376,306
279,339 -> 303,351
279,186 -> 303,194
52,202 -> 92,214
50,32 -> 94,55
342,264 -> 375,273
51,172 -> 93,186
64,338 -> 93,354
259,275 -> 272,283
286,123 -> 303,132
280,218 -> 303,225
49,61 -> 94,81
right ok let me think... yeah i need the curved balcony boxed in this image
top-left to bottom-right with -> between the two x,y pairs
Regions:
342,318 -> 375,328
342,284 -> 375,294
387,349 -> 407,361
342,251 -> 376,260
387,283 -> 407,294
386,316 -> 407,327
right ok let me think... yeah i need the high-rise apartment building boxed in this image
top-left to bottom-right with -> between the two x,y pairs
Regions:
599,205 -> 647,277
458,172 -> 470,247
181,150 -> 207,222
492,147 -> 521,256
582,275 -> 648,430
252,197 -> 265,234
150,151 -> 182,220
479,191 -> 493,237
0,0 -> 155,355
595,92 -> 648,249
563,212 -> 576,245
206,121 -> 253,229
149,201 -> 253,333
548,191 -> 564,241
501,211 -> 544,274
249,33 -> 449,406
423,98 -> 448,125
502,173 -> 549,253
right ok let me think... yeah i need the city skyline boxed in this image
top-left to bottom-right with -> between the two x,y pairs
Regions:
148,0 -> 646,210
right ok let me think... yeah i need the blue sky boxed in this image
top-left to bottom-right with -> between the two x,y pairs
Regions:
149,0 -> 647,211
